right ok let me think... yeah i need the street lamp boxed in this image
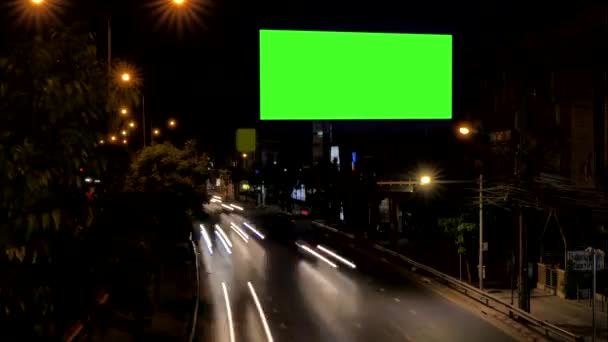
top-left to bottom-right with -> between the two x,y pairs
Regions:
242,153 -> 247,158
168,119 -> 176,128
128,121 -> 135,128
377,173 -> 485,290
120,108 -> 128,115
121,130 -> 127,136
121,73 -> 131,82
122,139 -> 128,144
459,127 -> 471,135
31,0 -> 44,5
110,135 -> 117,142
99,139 -> 105,144
153,128 -> 160,136
173,0 -> 185,4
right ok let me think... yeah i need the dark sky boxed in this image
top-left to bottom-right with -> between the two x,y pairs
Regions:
1,0 -> 595,157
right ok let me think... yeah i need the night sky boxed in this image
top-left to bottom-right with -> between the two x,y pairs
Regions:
0,0 -> 595,158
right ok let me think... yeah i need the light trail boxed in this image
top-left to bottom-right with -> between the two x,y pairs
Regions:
215,230 -> 232,254
317,245 -> 357,269
199,224 -> 213,255
243,222 -> 265,239
248,282 -> 274,342
221,282 -> 235,342
296,243 -> 338,268
229,203 -> 244,211
221,203 -> 235,211
229,222 -> 249,243
215,224 -> 233,248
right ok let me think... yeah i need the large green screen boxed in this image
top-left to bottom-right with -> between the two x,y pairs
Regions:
260,29 -> 452,120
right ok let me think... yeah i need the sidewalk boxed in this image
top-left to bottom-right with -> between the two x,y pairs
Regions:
489,288 -> 608,341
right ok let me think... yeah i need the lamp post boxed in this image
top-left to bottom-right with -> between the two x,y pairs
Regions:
378,174 -> 485,289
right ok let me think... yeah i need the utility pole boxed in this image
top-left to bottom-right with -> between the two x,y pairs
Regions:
479,174 -> 484,290
516,88 -> 531,312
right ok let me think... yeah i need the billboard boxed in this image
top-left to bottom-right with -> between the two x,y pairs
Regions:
236,128 -> 256,153
260,29 -> 452,120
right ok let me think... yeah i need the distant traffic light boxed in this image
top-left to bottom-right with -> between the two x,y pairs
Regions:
79,167 -> 84,173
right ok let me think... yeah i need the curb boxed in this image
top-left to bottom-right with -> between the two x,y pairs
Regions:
65,290 -> 110,342
312,220 -> 355,240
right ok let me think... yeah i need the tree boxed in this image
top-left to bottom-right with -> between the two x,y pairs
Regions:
438,214 -> 478,284
125,140 -> 209,213
0,24 -> 110,337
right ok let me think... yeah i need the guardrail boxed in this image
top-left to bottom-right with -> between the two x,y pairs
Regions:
188,239 -> 201,342
312,220 -> 584,342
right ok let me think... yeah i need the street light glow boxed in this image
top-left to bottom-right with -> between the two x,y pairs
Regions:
120,108 -> 128,115
121,73 -> 131,82
168,119 -> 176,127
110,135 -> 117,142
129,121 -> 135,128
173,0 -> 185,4
31,0 -> 44,4
459,127 -> 471,135
153,128 -> 160,136
122,139 -> 128,144
121,130 -> 127,136
420,176 -> 431,185
242,153 -> 247,158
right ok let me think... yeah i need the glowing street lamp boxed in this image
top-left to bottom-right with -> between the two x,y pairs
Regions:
153,128 -> 160,136
459,127 -> 471,135
122,139 -> 128,144
31,0 -> 44,5
121,130 -> 128,136
120,108 -> 128,115
121,73 -> 131,82
99,140 -> 105,144
110,135 -> 117,142
242,153 -> 247,158
173,0 -> 185,4
420,175 -> 431,185
168,119 -> 176,128
128,121 -> 135,128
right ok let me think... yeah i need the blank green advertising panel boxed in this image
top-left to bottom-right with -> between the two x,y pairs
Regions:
260,29 -> 452,120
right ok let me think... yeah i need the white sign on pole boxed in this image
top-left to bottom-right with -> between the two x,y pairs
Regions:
568,251 -> 604,271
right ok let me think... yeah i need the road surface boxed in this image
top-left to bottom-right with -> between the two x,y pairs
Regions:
193,203 -> 515,342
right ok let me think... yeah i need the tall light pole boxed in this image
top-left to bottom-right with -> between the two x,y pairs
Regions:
458,125 -> 485,290
479,174 -> 484,290
378,173 -> 485,290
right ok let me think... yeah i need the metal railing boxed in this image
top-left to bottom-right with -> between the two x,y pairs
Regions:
312,220 -> 584,342
188,239 -> 201,342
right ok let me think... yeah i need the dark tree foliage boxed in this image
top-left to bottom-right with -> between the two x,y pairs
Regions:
0,24 -> 111,338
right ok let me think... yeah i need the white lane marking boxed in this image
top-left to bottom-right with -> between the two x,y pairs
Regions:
221,203 -> 235,211
215,224 -> 233,248
199,224 -> 213,255
221,282 -> 235,342
317,245 -> 357,269
409,309 -> 417,315
248,282 -> 274,342
215,230 -> 232,254
243,222 -> 265,239
296,243 -> 338,268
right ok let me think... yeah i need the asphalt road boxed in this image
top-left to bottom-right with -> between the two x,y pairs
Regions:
193,203 -> 515,342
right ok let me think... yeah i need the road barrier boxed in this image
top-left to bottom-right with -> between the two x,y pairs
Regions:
312,220 -> 584,342
188,240 -> 201,342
